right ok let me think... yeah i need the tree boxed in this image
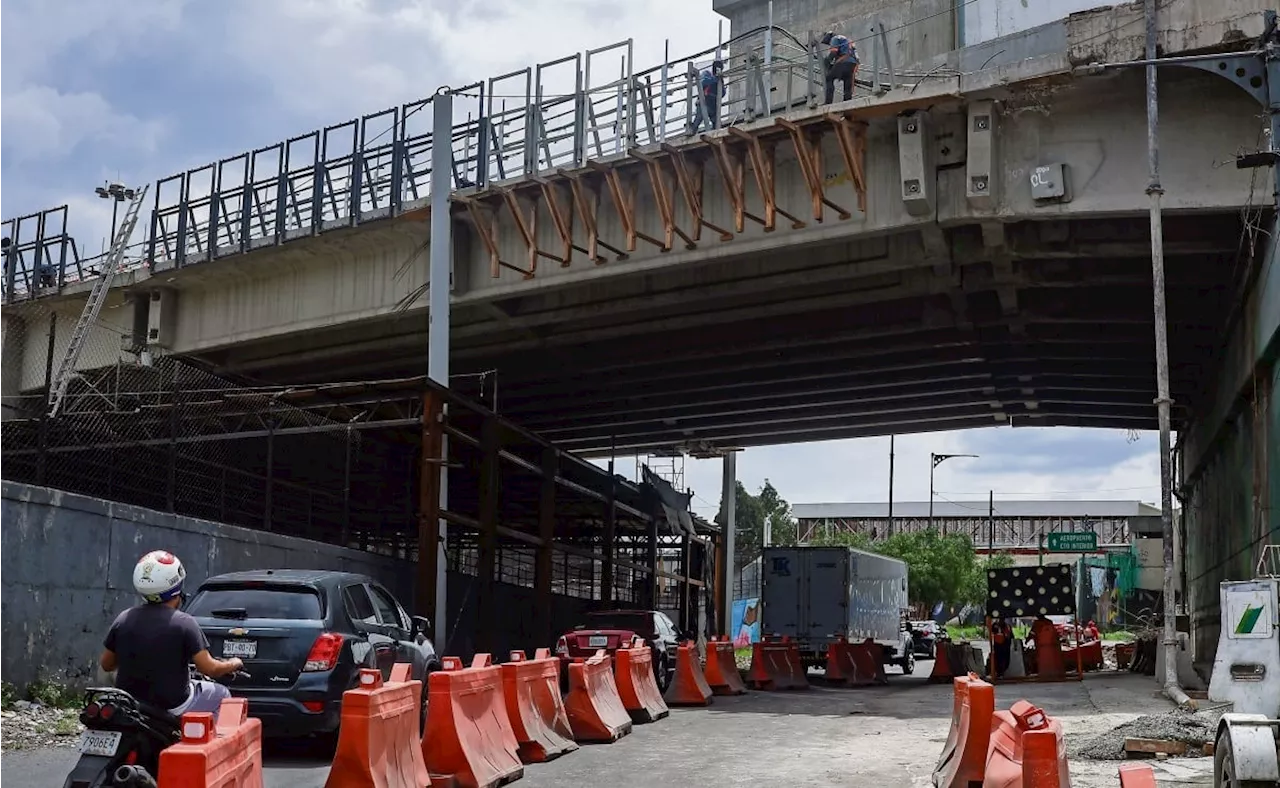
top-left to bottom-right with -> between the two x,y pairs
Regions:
966,553 -> 1016,607
716,479 -> 797,570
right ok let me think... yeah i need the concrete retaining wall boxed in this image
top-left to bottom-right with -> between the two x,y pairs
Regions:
0,481 -> 415,690
1,480 -> 599,691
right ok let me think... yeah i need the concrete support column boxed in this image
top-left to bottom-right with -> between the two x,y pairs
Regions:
427,88 -> 453,645
1,313 -> 26,420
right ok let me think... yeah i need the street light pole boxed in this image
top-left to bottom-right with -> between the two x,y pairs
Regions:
929,453 -> 978,534
95,181 -> 136,251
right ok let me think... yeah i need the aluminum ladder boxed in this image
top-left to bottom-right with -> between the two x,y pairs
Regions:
47,185 -> 149,418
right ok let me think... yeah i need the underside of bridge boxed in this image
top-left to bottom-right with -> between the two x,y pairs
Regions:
197,210 -> 1260,456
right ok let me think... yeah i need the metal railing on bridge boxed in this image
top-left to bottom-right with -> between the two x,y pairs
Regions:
2,21 -> 922,303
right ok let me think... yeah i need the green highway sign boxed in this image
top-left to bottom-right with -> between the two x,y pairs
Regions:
1046,531 -> 1098,552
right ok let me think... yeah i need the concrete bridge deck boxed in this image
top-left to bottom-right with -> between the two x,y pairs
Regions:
0,0 -> 1269,455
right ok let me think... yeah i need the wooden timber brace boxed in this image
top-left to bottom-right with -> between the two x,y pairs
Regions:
587,161 -> 666,253
533,176 -> 593,266
727,127 -> 806,232
827,113 -> 869,214
501,187 -> 564,272
704,135 -> 765,234
558,170 -> 627,263
457,195 -> 535,279
661,144 -> 734,243
630,148 -> 696,251
777,117 -> 853,222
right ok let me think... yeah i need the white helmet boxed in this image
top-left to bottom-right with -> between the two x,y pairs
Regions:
133,550 -> 186,604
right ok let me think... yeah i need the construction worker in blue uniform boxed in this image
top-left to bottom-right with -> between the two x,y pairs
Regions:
821,31 -> 859,104
689,59 -> 726,134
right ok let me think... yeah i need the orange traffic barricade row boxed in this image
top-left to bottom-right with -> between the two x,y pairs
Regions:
501,649 -> 578,763
325,664 -> 429,788
933,674 -> 995,788
158,697 -> 263,788
424,655 -> 524,788
664,642 -> 713,706
824,642 -> 870,687
564,650 -> 633,743
703,637 -> 748,696
748,639 -> 809,691
1117,763 -> 1156,787
983,700 -> 1071,788
614,639 -> 670,723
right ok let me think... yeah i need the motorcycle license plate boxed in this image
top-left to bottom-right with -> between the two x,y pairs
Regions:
223,639 -> 257,658
79,729 -> 122,757
588,635 -> 608,648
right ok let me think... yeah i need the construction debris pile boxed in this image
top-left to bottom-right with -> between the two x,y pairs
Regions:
1070,706 -> 1227,760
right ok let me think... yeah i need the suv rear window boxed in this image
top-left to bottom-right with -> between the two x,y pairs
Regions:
187,586 -> 323,620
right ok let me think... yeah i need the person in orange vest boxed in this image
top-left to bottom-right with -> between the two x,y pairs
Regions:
1084,619 -> 1100,642
990,617 -> 1012,677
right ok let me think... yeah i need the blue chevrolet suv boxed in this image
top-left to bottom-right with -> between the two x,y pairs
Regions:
185,569 -> 438,738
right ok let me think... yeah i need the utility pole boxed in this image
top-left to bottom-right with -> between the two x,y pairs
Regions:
887,435 -> 896,537
988,490 -> 995,556
1141,0 -> 1188,708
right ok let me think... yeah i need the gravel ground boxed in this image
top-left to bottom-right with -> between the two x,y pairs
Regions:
1070,706 -> 1229,760
1,701 -> 84,751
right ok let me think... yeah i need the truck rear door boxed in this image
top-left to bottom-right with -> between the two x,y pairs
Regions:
761,548 -> 803,639
805,549 -> 850,642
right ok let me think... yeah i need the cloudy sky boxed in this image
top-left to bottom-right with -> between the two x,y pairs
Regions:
1,0 -> 1163,519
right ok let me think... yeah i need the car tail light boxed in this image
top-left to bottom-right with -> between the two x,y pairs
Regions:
301,701 -> 325,713
99,703 -> 117,721
554,636 -> 568,657
304,632 -> 345,672
81,702 -> 101,724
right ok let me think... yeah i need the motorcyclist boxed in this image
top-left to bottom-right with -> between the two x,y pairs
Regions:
99,550 -> 243,720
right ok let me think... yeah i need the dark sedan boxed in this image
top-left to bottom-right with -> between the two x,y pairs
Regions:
185,569 -> 438,738
554,609 -> 689,692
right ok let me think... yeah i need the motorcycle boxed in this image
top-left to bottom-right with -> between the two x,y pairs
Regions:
61,671 -> 250,788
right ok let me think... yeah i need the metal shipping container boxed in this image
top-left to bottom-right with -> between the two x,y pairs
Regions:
760,546 -> 910,665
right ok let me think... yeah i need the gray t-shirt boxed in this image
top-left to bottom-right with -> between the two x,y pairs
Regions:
104,604 -> 209,710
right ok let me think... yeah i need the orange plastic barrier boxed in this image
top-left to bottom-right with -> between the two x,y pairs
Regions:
423,655 -> 524,788
703,637 -> 748,696
933,675 -> 995,788
850,640 -> 889,686
614,640 -> 670,723
158,697 -> 263,788
564,650 -> 633,743
664,642 -> 714,706
982,700 -> 1071,788
325,665 -> 429,788
1064,640 -> 1103,672
748,640 -> 810,690
501,649 -> 578,763
1117,763 -> 1156,787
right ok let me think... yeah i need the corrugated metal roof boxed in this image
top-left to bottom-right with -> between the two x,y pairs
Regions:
792,500 -> 1162,519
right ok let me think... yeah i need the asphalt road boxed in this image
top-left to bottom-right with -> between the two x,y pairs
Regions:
2,663 -> 1181,788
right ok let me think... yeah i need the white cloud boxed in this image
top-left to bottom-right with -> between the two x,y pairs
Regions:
1,86 -> 167,164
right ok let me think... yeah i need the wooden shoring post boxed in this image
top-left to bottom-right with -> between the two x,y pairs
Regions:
535,446 -> 557,646
727,127 -> 805,232
828,113 -> 869,213
704,135 -> 765,233
630,148 -> 695,251
559,170 -> 627,262
662,144 -> 734,242
416,388 -> 444,628
534,178 -> 581,266
459,196 -> 530,279
501,187 -> 560,272
778,117 -> 851,221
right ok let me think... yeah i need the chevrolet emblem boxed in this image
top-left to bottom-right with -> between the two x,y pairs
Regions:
229,627 -> 248,636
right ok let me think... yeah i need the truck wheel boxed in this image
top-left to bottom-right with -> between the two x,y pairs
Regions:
1216,725 -> 1274,788
901,651 -> 915,675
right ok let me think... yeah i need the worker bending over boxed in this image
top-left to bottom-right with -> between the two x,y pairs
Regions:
821,31 -> 859,104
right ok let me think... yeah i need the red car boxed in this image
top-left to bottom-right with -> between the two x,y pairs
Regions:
554,609 -> 686,692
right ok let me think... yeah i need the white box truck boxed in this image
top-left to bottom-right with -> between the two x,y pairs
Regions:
759,546 -> 914,674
